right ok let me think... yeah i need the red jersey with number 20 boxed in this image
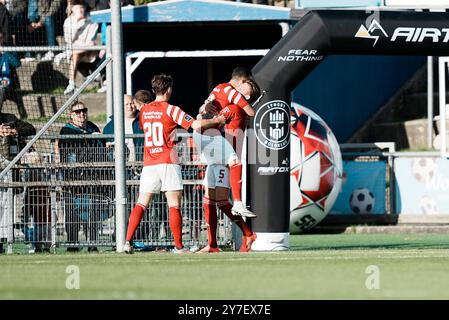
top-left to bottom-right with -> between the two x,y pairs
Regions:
208,82 -> 250,112
140,101 -> 194,166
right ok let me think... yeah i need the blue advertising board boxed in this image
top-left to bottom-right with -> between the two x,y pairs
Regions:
332,161 -> 386,214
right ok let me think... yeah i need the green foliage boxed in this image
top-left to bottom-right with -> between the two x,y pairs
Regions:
133,0 -> 160,5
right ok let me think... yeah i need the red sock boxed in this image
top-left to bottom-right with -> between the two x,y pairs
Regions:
229,163 -> 242,202
217,201 -> 252,237
169,207 -> 183,249
203,197 -> 218,248
126,204 -> 146,241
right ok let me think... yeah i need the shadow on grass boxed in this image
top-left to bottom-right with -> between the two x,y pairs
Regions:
290,232 -> 449,251
290,242 -> 449,251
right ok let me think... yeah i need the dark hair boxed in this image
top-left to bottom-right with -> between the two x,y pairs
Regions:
71,0 -> 85,6
151,74 -> 173,96
70,101 -> 86,111
242,79 -> 261,104
71,0 -> 86,7
231,67 -> 253,80
134,89 -> 154,104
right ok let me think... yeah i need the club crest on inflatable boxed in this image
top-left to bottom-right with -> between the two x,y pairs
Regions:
290,102 -> 343,233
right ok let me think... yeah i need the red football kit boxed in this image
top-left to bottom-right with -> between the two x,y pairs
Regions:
140,101 -> 194,166
208,82 -> 250,112
219,104 -> 247,156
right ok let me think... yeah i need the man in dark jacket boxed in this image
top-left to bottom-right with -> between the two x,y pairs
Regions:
0,102 -> 35,253
0,104 -> 36,162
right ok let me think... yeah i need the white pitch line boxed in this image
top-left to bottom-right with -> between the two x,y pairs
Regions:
109,253 -> 449,263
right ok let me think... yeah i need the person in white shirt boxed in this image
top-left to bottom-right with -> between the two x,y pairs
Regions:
62,0 -> 101,95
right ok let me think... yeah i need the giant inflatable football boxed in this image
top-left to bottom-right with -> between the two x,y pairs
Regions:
290,103 -> 343,234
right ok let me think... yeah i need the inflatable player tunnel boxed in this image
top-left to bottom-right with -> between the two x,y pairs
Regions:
248,10 -> 449,251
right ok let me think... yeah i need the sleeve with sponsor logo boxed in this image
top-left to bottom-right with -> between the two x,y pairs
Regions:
166,104 -> 194,130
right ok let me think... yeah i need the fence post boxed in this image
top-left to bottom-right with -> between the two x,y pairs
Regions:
111,1 -> 127,253
50,190 -> 57,253
6,172 -> 13,254
428,56 -> 434,149
106,26 -> 113,120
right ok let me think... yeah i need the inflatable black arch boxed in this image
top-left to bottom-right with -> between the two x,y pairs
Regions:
248,10 -> 449,251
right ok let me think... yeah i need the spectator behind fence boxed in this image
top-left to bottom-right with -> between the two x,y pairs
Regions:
68,0 -> 134,15
0,1 -> 9,44
27,0 -> 62,61
0,93 -> 35,163
56,101 -> 105,252
0,28 -> 27,119
61,0 -> 102,95
21,150 -> 51,254
6,0 -> 28,49
103,94 -> 143,163
0,101 -> 35,253
133,89 -> 154,111
83,0 -> 110,12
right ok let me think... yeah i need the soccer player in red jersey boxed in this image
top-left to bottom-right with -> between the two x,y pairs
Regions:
123,74 -> 226,254
203,67 -> 256,117
219,79 -> 260,216
196,69 -> 261,218
198,79 -> 260,253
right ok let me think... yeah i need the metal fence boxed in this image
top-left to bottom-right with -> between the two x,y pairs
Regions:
0,134 -> 233,253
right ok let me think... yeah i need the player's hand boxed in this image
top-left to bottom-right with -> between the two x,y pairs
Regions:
0,124 -> 17,137
31,22 -> 42,30
206,94 -> 215,102
9,128 -> 18,137
204,101 -> 217,114
0,124 -> 6,136
215,115 -> 226,125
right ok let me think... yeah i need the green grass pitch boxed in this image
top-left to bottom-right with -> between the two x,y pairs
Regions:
2,233 -> 449,299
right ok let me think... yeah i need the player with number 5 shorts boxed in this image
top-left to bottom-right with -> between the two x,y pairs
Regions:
193,73 -> 261,218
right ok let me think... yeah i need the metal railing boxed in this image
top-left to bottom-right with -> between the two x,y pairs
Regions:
0,135 -> 233,253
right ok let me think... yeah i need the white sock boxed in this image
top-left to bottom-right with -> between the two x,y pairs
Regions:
233,201 -> 244,208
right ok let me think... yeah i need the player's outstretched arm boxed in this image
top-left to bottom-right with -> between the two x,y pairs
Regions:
191,115 -> 226,131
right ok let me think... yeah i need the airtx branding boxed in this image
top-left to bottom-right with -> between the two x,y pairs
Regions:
355,19 -> 449,47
